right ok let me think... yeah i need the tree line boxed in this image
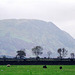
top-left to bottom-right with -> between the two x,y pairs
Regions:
15,46 -> 75,59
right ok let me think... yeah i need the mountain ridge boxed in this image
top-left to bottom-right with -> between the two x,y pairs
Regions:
0,19 -> 75,57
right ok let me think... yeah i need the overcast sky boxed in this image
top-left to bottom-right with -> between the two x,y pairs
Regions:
0,0 -> 75,38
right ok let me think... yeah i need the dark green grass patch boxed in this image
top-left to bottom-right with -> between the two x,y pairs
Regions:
0,65 -> 75,75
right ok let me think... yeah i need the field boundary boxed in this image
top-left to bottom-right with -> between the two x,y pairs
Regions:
0,61 -> 75,65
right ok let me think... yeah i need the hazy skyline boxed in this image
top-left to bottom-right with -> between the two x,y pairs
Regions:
0,0 -> 75,38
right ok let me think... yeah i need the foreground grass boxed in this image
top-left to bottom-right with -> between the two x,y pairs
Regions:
0,65 -> 75,75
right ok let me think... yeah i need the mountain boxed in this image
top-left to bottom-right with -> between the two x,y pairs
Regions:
0,19 -> 75,57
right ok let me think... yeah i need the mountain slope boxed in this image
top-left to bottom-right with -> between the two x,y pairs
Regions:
0,19 -> 75,57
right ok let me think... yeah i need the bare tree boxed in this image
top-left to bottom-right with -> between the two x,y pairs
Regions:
47,51 -> 52,58
70,53 -> 74,59
57,48 -> 62,58
16,49 -> 26,59
62,48 -> 68,58
32,46 -> 43,58
57,48 -> 68,58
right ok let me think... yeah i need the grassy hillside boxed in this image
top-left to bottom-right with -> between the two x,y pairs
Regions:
0,65 -> 75,75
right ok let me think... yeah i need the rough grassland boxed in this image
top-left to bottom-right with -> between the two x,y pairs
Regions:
0,65 -> 75,75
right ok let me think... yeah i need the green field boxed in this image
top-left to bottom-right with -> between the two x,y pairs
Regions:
0,65 -> 75,75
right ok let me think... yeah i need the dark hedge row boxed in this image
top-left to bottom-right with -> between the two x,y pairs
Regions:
0,61 -> 75,65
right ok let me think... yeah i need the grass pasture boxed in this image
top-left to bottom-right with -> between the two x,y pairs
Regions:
0,65 -> 75,75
